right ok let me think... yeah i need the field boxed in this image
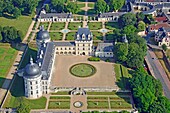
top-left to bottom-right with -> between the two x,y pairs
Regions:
49,32 -> 63,41
0,16 -> 32,39
3,47 -> 47,109
0,44 -> 17,87
48,96 -> 70,109
50,22 -> 65,30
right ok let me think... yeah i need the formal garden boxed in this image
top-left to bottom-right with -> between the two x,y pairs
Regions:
50,22 -> 65,30
68,22 -> 83,30
49,32 -> 63,41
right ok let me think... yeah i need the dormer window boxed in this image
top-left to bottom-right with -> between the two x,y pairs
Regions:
88,34 -> 91,40
82,34 -> 85,40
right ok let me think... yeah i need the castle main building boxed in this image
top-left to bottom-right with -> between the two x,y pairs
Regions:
19,27 -> 114,99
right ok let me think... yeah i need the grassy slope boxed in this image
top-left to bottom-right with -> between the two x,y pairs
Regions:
0,16 -> 32,39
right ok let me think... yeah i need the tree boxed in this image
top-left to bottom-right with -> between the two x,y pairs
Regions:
114,42 -> 128,62
66,2 -> 79,14
13,7 -> 21,18
118,13 -> 137,27
136,12 -> 145,21
94,0 -> 109,14
45,4 -> 50,13
51,0 -> 66,13
162,44 -> 167,51
0,33 -> 2,42
109,0 -> 125,11
137,21 -> 145,31
17,102 -> 31,113
122,25 -> 136,35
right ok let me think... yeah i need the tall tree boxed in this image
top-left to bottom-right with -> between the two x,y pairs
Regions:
137,21 -> 145,31
13,7 -> 21,19
109,0 -> 125,11
122,25 -> 136,36
51,0 -> 66,13
94,0 -> 109,14
66,2 -> 79,14
118,13 -> 137,27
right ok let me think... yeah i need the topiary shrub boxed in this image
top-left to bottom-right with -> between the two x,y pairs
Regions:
88,57 -> 100,61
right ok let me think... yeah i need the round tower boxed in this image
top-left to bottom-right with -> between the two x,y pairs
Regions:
36,26 -> 50,49
23,57 -> 42,99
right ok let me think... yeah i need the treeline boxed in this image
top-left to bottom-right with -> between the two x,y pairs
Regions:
0,26 -> 23,43
130,67 -> 170,113
0,0 -> 39,18
113,13 -> 147,68
94,0 -> 125,14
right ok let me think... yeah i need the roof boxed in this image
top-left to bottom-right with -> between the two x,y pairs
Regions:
39,12 -> 73,19
149,23 -> 170,30
75,28 -> 93,41
98,12 -> 126,18
96,43 -> 114,52
54,42 -> 75,46
37,27 -> 50,40
155,16 -> 167,22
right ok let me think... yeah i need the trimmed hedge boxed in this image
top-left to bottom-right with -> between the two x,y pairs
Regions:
88,57 -> 100,61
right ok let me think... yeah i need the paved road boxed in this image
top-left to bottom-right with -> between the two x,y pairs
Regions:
146,48 -> 170,99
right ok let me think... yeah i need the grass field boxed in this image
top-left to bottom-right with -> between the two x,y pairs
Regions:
88,3 -> 94,8
68,22 -> 83,30
105,22 -> 119,30
106,31 -> 113,40
3,47 -> 47,109
39,22 -> 49,30
49,32 -> 63,41
51,91 -> 69,95
87,101 -> 109,109
88,22 -> 102,30
50,22 -> 65,30
0,16 -> 32,39
66,32 -> 75,40
92,31 -> 103,40
0,44 -> 17,87
48,101 -> 70,109
77,3 -> 85,9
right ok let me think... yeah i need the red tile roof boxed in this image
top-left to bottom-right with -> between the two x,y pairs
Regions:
149,23 -> 170,30
155,17 -> 167,22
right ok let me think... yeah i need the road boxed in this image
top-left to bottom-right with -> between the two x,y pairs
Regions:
146,48 -> 170,99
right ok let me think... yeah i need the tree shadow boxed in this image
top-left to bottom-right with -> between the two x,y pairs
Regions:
10,43 -> 27,52
0,77 -> 11,89
2,14 -> 15,19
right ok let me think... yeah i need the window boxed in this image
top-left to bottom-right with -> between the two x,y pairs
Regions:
36,90 -> 38,94
56,48 -> 58,50
36,81 -> 38,84
65,48 -> 67,50
83,48 -> 85,50
36,85 -> 38,89
69,48 -> 71,50
61,48 -> 62,50
31,91 -> 33,95
30,82 -> 32,85
31,86 -> 32,90
83,44 -> 85,46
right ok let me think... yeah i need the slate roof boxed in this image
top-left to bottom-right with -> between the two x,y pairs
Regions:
54,42 -> 75,46
98,12 -> 126,18
96,43 -> 114,52
75,28 -> 93,41
39,12 -> 73,19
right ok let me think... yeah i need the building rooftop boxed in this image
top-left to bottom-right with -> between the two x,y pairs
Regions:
39,12 -> 73,19
96,43 -> 114,52
75,28 -> 93,41
54,42 -> 75,46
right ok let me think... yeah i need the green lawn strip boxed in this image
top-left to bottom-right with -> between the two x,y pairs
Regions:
66,32 -> 75,40
105,22 -> 119,30
88,22 -> 102,30
68,22 -> 83,30
110,101 -> 132,109
87,9 -> 96,15
92,31 -> 103,40
0,45 -> 17,87
50,96 -> 70,99
88,3 -> 94,8
0,16 -> 32,40
87,92 -> 116,95
51,91 -> 69,95
87,97 -> 108,100
114,64 -> 125,90
39,22 -> 49,30
87,101 -> 109,109
77,3 -> 85,9
49,32 -> 63,41
120,65 -> 131,89
50,22 -> 65,30
106,31 -> 113,40
3,47 -> 47,109
48,101 -> 70,109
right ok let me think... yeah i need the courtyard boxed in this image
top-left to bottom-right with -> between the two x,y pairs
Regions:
51,55 -> 117,89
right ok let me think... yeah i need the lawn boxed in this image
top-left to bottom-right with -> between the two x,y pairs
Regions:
88,3 -> 94,8
68,22 -> 83,30
50,22 -> 65,30
0,16 -> 32,39
166,49 -> 170,59
110,101 -> 132,109
87,101 -> 109,109
49,32 -> 63,41
87,92 -> 116,95
48,101 -> 70,109
0,44 -> 17,87
88,22 -> 102,30
92,31 -> 103,40
105,22 -> 119,30
39,22 -> 49,30
51,91 -> 69,95
77,3 -> 85,9
50,96 -> 70,100
66,32 -> 75,40
106,31 -> 113,40
87,9 -> 96,15
3,47 -> 47,109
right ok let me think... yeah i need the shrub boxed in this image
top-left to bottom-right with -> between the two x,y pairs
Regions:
88,57 -> 100,61
105,59 -> 110,62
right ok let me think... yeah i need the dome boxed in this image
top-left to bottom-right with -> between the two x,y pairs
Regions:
24,58 -> 41,78
36,27 -> 50,40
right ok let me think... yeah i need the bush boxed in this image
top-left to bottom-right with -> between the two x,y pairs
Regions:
105,59 -> 110,62
88,57 -> 100,61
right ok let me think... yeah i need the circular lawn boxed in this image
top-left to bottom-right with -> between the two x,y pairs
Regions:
70,63 -> 96,77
